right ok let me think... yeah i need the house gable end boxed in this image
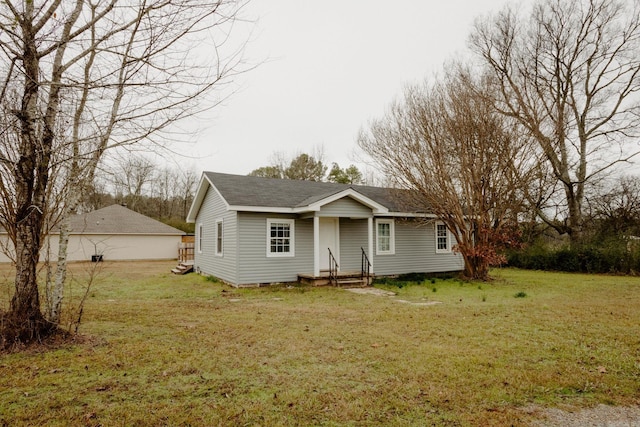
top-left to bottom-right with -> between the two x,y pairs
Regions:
316,195 -> 374,218
307,189 -> 388,214
187,174 -> 230,223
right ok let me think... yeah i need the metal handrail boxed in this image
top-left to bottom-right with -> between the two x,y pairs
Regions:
328,248 -> 339,285
361,247 -> 371,285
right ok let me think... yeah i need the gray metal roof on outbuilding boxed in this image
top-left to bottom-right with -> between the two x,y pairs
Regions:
67,204 -> 185,235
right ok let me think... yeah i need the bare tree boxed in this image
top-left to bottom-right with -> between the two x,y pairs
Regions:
471,0 -> 640,242
80,175 -> 114,213
359,66 -> 534,280
588,175 -> 640,237
148,164 -> 198,220
0,0 -> 249,346
151,166 -> 178,219
112,154 -> 155,210
178,168 -> 198,220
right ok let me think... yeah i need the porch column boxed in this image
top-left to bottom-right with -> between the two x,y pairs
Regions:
368,217 -> 374,273
313,215 -> 320,276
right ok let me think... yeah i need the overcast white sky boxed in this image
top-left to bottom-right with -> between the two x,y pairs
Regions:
186,0 -> 525,177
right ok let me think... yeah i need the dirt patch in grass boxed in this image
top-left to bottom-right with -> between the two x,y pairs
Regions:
394,299 -> 442,306
344,286 -> 443,305
343,287 -> 396,296
528,404 -> 640,426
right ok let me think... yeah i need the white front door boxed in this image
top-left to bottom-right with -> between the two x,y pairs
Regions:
319,217 -> 339,271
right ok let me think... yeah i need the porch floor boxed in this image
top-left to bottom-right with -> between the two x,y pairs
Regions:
298,271 -> 373,287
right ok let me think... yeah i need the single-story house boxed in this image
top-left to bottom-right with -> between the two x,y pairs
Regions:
187,172 -> 463,286
0,204 -> 185,263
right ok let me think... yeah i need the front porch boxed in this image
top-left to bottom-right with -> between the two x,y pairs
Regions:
306,214 -> 374,287
310,216 -> 374,274
298,270 -> 373,287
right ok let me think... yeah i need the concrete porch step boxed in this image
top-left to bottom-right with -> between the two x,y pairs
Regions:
298,271 -> 373,287
335,278 -> 368,288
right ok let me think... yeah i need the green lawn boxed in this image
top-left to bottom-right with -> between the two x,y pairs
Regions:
1,261 -> 639,426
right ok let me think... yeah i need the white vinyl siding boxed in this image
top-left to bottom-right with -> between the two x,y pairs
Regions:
376,219 -> 395,255
193,187 -> 238,284
267,218 -> 295,257
339,218 -> 370,271
318,197 -> 372,218
373,219 -> 463,275
238,213 -> 312,284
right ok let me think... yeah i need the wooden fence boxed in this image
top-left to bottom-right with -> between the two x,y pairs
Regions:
179,235 -> 195,263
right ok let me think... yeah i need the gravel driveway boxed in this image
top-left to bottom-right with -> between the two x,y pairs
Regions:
531,404 -> 640,426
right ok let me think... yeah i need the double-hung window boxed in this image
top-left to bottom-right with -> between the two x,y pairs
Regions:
436,222 -> 451,253
197,223 -> 204,253
376,219 -> 395,255
215,219 -> 223,256
267,219 -> 295,257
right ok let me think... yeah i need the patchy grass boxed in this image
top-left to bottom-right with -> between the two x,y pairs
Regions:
0,262 -> 639,426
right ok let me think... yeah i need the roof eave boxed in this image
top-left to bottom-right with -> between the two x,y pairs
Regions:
375,212 -> 437,218
187,174 -> 231,222
227,205 -> 298,213
186,175 -> 208,223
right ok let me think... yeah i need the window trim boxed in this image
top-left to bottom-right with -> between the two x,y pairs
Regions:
197,223 -> 204,254
435,221 -> 451,254
266,218 -> 295,258
375,218 -> 395,255
215,219 -> 223,256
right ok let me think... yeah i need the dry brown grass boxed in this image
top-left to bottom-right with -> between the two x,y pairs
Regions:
0,261 -> 639,426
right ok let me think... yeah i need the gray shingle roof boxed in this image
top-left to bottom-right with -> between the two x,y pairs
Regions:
67,204 -> 185,235
203,172 -> 431,213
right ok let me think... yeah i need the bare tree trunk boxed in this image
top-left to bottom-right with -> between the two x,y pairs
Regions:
10,208 -> 50,341
48,208 -> 71,324
9,3 -> 51,340
6,0 -> 85,341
